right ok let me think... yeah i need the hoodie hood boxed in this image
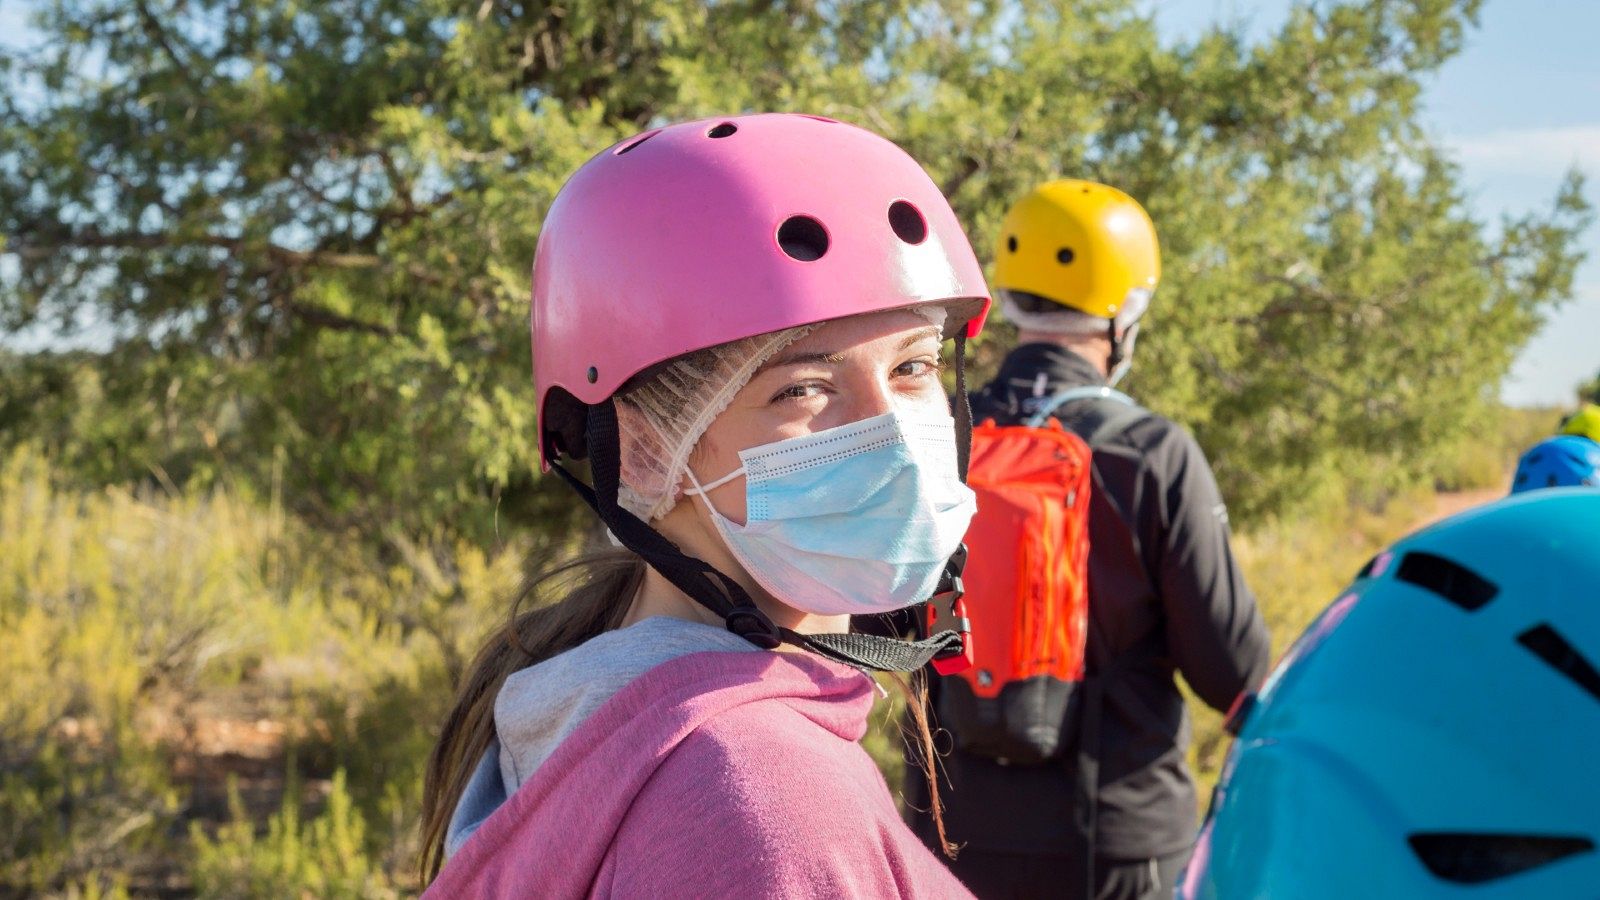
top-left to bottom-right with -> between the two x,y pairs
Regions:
495,617 -> 757,794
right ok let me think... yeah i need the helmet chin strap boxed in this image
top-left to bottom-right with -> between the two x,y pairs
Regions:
549,335 -> 975,674
1106,319 -> 1139,387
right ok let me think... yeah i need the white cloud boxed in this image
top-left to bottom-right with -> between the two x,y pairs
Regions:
1448,125 -> 1600,175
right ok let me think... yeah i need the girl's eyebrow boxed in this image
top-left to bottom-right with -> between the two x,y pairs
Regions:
757,327 -> 941,375
756,349 -> 847,374
896,326 -> 942,351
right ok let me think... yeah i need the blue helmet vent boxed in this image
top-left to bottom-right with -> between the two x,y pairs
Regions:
1409,833 -> 1594,883
1396,552 -> 1498,611
1517,624 -> 1600,703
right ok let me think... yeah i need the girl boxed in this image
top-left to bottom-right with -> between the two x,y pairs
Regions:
420,113 -> 992,898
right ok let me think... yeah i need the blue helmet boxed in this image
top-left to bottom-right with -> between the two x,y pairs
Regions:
1179,491 -> 1600,899
1511,435 -> 1600,494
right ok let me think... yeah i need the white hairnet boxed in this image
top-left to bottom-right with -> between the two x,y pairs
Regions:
616,306 -> 948,521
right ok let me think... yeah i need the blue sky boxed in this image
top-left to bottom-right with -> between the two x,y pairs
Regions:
0,2 -> 22,39
2,0 -> 1595,405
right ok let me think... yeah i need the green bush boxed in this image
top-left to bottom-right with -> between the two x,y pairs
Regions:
0,444 -> 538,891
0,732 -> 177,893
190,771 -> 399,900
1431,405 -> 1564,493
0,449 -> 201,891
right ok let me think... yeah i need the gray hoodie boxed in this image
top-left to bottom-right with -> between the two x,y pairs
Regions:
444,616 -> 757,858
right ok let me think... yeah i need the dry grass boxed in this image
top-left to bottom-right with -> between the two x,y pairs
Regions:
0,447 -> 524,896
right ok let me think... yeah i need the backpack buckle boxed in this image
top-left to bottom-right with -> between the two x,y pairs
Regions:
927,592 -> 973,675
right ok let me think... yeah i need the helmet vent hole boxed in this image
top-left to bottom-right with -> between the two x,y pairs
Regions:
1057,247 -> 1075,264
1517,624 -> 1600,703
777,216 -> 829,262
1007,235 -> 1018,253
1396,551 -> 1498,611
1408,833 -> 1595,884
615,131 -> 658,155
586,366 -> 598,384
707,122 -> 737,138
888,201 -> 927,244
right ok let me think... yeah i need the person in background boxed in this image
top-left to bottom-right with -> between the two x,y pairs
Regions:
1558,401 -> 1600,444
912,180 -> 1271,900
1511,434 -> 1600,493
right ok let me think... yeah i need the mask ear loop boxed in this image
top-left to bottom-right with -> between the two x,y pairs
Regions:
682,464 -> 746,498
680,465 -> 746,549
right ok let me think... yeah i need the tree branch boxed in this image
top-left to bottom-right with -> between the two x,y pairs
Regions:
941,109 -> 1027,198
132,0 -> 204,94
281,300 -> 397,336
8,230 -> 383,269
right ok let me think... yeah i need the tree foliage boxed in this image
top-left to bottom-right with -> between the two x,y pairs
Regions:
1,0 -> 1591,533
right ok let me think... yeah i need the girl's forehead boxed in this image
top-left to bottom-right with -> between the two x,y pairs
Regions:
783,309 -> 942,355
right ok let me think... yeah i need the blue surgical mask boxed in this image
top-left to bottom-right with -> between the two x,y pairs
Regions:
685,405 -> 977,616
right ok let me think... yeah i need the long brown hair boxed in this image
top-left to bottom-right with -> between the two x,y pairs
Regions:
417,552 -> 957,883
897,670 -> 956,857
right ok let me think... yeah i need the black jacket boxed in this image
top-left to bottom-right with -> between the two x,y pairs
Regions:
918,343 -> 1271,861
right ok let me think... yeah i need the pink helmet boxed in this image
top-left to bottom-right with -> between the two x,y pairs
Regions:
532,113 -> 991,463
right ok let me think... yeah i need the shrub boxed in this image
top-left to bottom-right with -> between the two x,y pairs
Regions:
189,770 -> 399,899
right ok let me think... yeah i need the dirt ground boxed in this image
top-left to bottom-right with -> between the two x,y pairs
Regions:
1407,486 -> 1504,530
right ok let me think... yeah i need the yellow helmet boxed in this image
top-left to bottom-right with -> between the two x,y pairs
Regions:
1561,403 -> 1600,443
993,179 -> 1160,319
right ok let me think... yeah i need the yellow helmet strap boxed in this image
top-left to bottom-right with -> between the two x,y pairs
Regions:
1108,320 -> 1140,387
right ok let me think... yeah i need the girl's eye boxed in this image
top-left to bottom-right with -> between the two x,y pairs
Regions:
894,357 -> 943,379
772,381 -> 826,402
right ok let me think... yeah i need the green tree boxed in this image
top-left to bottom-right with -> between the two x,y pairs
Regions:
1,0 -> 1591,534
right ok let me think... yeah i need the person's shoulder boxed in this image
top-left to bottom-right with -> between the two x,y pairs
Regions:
613,692 -> 927,895
677,684 -> 870,783
1093,398 -> 1191,453
650,672 -> 889,830
1091,401 -> 1225,496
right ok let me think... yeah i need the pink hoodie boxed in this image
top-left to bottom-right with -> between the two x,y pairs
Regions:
427,649 -> 973,899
